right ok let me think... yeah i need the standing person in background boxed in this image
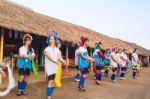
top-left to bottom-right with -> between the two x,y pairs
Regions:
93,41 -> 106,85
104,48 -> 111,77
17,34 -> 35,96
78,36 -> 95,91
110,45 -> 118,83
120,49 -> 128,80
56,39 -> 67,78
132,48 -> 141,79
56,39 -> 66,64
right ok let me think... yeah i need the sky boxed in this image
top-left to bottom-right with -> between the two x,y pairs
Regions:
10,0 -> 150,50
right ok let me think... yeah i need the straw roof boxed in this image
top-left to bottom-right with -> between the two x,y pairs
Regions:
0,0 -> 139,53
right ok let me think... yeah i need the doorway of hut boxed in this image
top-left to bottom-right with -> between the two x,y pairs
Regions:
3,28 -> 23,70
2,28 -> 48,71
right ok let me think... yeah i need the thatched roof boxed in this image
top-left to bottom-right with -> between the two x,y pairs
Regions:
0,0 -> 139,53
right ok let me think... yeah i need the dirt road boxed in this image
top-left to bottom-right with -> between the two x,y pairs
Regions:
1,67 -> 150,99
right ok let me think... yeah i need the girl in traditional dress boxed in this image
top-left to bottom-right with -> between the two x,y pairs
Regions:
110,45 -> 118,83
17,34 -> 35,96
78,36 -> 95,91
93,41 -> 106,85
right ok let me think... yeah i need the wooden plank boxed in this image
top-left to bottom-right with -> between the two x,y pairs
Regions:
66,45 -> 69,65
66,45 -> 68,60
148,56 -> 150,67
0,28 -> 4,84
0,74 -> 2,84
0,28 -> 4,63
11,57 -> 14,72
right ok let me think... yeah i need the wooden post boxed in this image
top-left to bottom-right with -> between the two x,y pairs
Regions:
0,74 -> 2,84
66,45 -> 69,65
148,56 -> 150,67
0,28 -> 4,63
11,57 -> 14,72
0,28 -> 4,84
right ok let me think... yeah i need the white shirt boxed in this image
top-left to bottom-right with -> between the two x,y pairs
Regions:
120,52 -> 128,67
93,49 -> 100,56
78,47 -> 88,53
19,46 -> 35,58
44,46 -> 61,76
111,52 -> 118,68
132,53 -> 139,66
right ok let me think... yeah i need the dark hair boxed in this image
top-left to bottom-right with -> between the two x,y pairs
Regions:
83,38 -> 89,44
24,37 -> 33,53
133,48 -> 138,53
48,36 -> 57,45
123,49 -> 127,52
106,48 -> 110,51
80,36 -> 89,46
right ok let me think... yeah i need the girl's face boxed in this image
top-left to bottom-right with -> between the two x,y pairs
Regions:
1,63 -> 6,69
98,44 -> 102,48
49,36 -> 56,46
118,50 -> 122,53
135,50 -> 139,54
85,40 -> 89,46
25,38 -> 31,46
107,49 -> 111,53
124,50 -> 127,54
114,48 -> 118,53
57,43 -> 61,49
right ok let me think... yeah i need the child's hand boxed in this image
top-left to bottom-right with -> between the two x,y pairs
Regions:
29,56 -> 32,60
62,60 -> 66,65
21,55 -> 26,58
89,58 -> 95,63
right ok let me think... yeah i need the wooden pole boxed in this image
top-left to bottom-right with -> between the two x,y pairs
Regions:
0,74 -> 2,84
0,28 -> 4,84
11,57 -> 14,72
66,45 -> 69,65
0,28 -> 4,63
148,56 -> 150,67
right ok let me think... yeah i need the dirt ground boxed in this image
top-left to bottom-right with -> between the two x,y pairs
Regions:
0,67 -> 150,99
